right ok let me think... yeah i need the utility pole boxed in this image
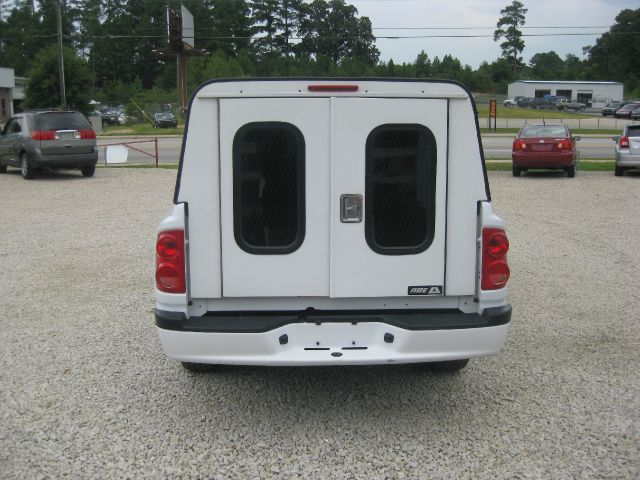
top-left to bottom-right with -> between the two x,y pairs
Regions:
57,0 -> 66,108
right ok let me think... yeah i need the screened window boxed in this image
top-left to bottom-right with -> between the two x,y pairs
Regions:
365,124 -> 437,255
233,122 -> 305,254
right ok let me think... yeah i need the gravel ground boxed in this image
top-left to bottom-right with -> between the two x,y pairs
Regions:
0,167 -> 638,479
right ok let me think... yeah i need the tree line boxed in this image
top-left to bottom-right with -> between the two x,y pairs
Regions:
0,0 -> 638,113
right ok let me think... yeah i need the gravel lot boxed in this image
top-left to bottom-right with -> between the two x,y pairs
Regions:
1,167 -> 638,479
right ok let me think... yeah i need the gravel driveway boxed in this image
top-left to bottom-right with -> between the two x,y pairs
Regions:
0,168 -> 638,479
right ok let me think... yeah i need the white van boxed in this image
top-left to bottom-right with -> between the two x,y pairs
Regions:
154,79 -> 512,372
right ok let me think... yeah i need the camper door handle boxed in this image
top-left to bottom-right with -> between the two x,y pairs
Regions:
340,194 -> 363,223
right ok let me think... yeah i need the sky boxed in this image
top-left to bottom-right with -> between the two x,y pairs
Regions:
348,0 -> 639,68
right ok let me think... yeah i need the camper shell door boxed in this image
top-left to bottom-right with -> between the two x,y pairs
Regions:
218,92 -> 448,298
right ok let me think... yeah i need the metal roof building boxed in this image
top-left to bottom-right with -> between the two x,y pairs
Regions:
0,67 -> 15,122
507,80 -> 624,108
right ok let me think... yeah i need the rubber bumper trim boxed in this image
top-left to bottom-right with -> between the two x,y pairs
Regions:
155,305 -> 512,333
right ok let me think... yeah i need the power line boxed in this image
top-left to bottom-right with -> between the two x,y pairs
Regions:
53,24 -> 619,33
372,25 -> 612,30
1,30 -> 633,42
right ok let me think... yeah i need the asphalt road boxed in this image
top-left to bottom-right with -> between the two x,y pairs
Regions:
0,168 -> 637,478
97,135 -> 616,164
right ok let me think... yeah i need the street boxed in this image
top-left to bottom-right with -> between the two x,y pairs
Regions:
97,134 -> 617,164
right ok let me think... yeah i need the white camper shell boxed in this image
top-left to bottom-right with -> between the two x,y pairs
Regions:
155,79 -> 512,370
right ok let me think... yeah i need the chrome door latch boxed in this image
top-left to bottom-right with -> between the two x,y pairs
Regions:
340,194 -> 363,223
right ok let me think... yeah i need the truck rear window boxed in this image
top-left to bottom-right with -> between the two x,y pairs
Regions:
365,124 -> 437,255
36,112 -> 91,131
520,125 -> 567,138
233,122 -> 305,254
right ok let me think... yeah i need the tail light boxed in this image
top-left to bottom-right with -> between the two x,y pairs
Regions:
619,136 -> 629,149
31,130 -> 56,141
308,84 -> 359,92
155,230 -> 186,294
513,140 -> 527,151
79,129 -> 96,139
557,139 -> 573,150
481,228 -> 510,290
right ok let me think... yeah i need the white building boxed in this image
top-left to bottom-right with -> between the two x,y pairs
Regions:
507,80 -> 624,108
0,67 -> 15,122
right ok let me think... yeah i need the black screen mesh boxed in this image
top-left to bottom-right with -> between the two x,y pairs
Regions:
365,124 -> 437,255
233,123 -> 305,254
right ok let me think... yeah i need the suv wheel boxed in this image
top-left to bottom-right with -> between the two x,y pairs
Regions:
0,163 -> 6,173
181,362 -> 219,373
567,164 -> 576,178
20,153 -> 34,179
512,166 -> 521,177
614,165 -> 624,177
426,359 -> 469,373
81,165 -> 96,177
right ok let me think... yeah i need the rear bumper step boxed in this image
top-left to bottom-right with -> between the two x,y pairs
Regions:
155,305 -> 512,333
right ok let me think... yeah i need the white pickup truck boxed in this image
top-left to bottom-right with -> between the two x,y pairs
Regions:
154,79 -> 512,372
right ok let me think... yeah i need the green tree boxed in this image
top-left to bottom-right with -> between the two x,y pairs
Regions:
529,51 -> 564,79
476,58 -> 513,92
250,0 -> 281,54
296,0 -> 379,66
188,51 -> 245,91
25,45 -> 93,113
0,1 -> 43,75
493,0 -> 527,75
415,50 -> 431,78
562,54 -> 584,81
275,0 -> 304,55
583,8 -> 640,95
209,0 -> 252,56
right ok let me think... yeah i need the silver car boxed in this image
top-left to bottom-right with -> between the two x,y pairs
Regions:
614,124 -> 640,176
0,110 -> 98,179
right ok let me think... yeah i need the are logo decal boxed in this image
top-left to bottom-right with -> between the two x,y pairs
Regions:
408,285 -> 443,296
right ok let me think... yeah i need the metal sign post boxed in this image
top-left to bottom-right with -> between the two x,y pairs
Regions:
489,99 -> 497,132
167,4 -> 195,116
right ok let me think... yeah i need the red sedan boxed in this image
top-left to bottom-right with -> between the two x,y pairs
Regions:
512,124 -> 580,177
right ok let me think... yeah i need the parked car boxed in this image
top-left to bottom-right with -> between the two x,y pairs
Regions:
613,124 -> 640,176
0,110 -> 97,179
556,99 -> 586,112
99,107 -> 120,126
117,112 -> 129,125
154,79 -> 512,373
503,98 -> 517,107
511,124 -> 580,177
516,97 -> 532,108
528,97 -> 556,109
614,102 -> 640,119
630,106 -> 640,120
153,112 -> 178,128
602,101 -> 627,117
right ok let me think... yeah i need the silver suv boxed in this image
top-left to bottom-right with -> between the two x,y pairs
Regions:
0,110 -> 98,179
614,124 -> 640,176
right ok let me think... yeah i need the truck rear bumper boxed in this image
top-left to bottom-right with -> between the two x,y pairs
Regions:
155,306 -> 511,366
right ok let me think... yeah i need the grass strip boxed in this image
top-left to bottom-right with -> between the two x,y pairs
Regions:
485,161 -> 615,171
